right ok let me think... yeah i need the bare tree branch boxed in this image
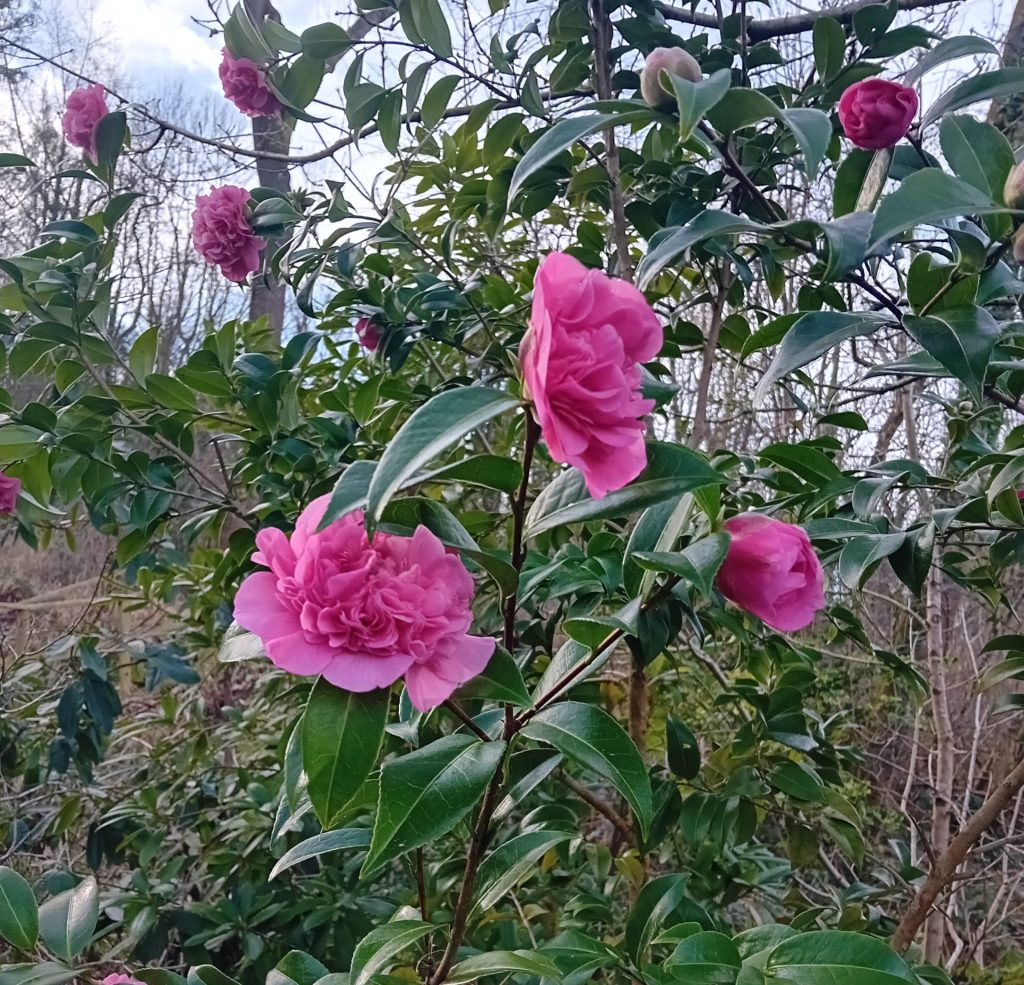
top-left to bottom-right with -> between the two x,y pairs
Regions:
655,0 -> 959,41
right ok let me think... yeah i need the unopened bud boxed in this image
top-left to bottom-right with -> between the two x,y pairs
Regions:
1014,226 -> 1024,264
640,47 -> 702,109
1005,161 -> 1024,209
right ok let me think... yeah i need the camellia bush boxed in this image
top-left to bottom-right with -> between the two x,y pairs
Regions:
4,1 -> 1024,984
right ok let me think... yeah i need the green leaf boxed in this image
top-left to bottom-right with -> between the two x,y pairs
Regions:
707,90 -> 831,178
868,169 -> 1004,252
812,17 -> 846,82
94,111 -> 127,170
525,443 -> 723,539
771,761 -> 826,803
404,0 -> 452,57
0,964 -> 77,985
320,460 -> 377,528
280,55 -> 326,110
269,828 -> 371,879
0,867 -> 38,949
838,533 -> 907,590
421,75 -> 460,129
979,655 -> 1024,691
522,701 -> 652,836
632,532 -> 730,598
0,153 -> 35,168
145,373 -> 198,412
764,931 -> 916,985
625,873 -> 692,961
904,35 -> 999,87
903,306 -> 1000,402
365,386 -> 519,531
938,115 -> 1015,201
666,717 -> 701,780
350,922 -> 434,985
755,312 -> 889,401
665,931 -> 741,982
300,23 -> 350,60
37,876 -> 98,962
218,623 -> 264,663
637,212 -> 766,289
665,68 -> 731,141
923,67 -> 1024,129
458,646 -> 532,707
449,951 -> 562,984
302,679 -> 389,829
509,107 -> 659,202
363,734 -> 506,875
474,831 -> 573,910
129,326 -> 159,383
268,952 -> 330,985
187,967 -> 241,985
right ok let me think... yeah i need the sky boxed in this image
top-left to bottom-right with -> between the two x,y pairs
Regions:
80,0 -> 1019,111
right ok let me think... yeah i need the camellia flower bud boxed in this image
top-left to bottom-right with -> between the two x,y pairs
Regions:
1005,162 -> 1024,209
838,78 -> 918,150
640,47 -> 702,109
1013,226 -> 1024,263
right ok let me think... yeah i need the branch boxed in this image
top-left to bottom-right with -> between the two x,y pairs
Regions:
656,0 -> 959,40
557,769 -> 635,843
2,36 -> 589,165
892,755 -> 1024,952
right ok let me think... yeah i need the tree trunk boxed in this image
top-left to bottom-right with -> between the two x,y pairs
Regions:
244,0 -> 292,342
923,565 -> 954,963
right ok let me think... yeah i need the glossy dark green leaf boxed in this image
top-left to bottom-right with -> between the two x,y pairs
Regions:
363,734 -> 506,875
812,17 -> 846,82
625,873 -> 691,961
904,306 -> 1001,402
666,717 -> 700,780
300,22 -> 350,60
923,67 -> 1024,129
763,931 -> 916,985
666,68 -> 731,141
457,646 -> 532,707
302,680 -> 389,829
268,952 -> 330,985
37,877 -> 97,962
365,386 -> 519,532
939,115 -> 1015,202
0,154 -> 35,168
475,830 -> 573,910
0,964 -> 76,985
350,922 -> 434,985
524,443 -> 724,539
269,828 -> 371,880
755,311 -> 888,402
448,951 -> 562,984
145,373 -> 198,412
421,75 -> 460,129
665,931 -> 741,982
0,867 -> 38,949
904,35 -> 999,86
632,532 -> 730,598
509,107 -> 659,202
522,701 -> 652,836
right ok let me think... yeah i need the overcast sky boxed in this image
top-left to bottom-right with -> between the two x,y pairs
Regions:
84,0 -> 1016,104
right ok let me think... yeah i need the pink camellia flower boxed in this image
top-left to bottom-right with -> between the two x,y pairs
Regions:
62,84 -> 109,164
219,48 -> 281,118
519,252 -> 663,499
355,317 -> 381,351
191,185 -> 265,283
233,498 -> 495,711
101,975 -> 144,985
716,514 -> 826,632
837,78 -> 918,150
0,472 -> 20,514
